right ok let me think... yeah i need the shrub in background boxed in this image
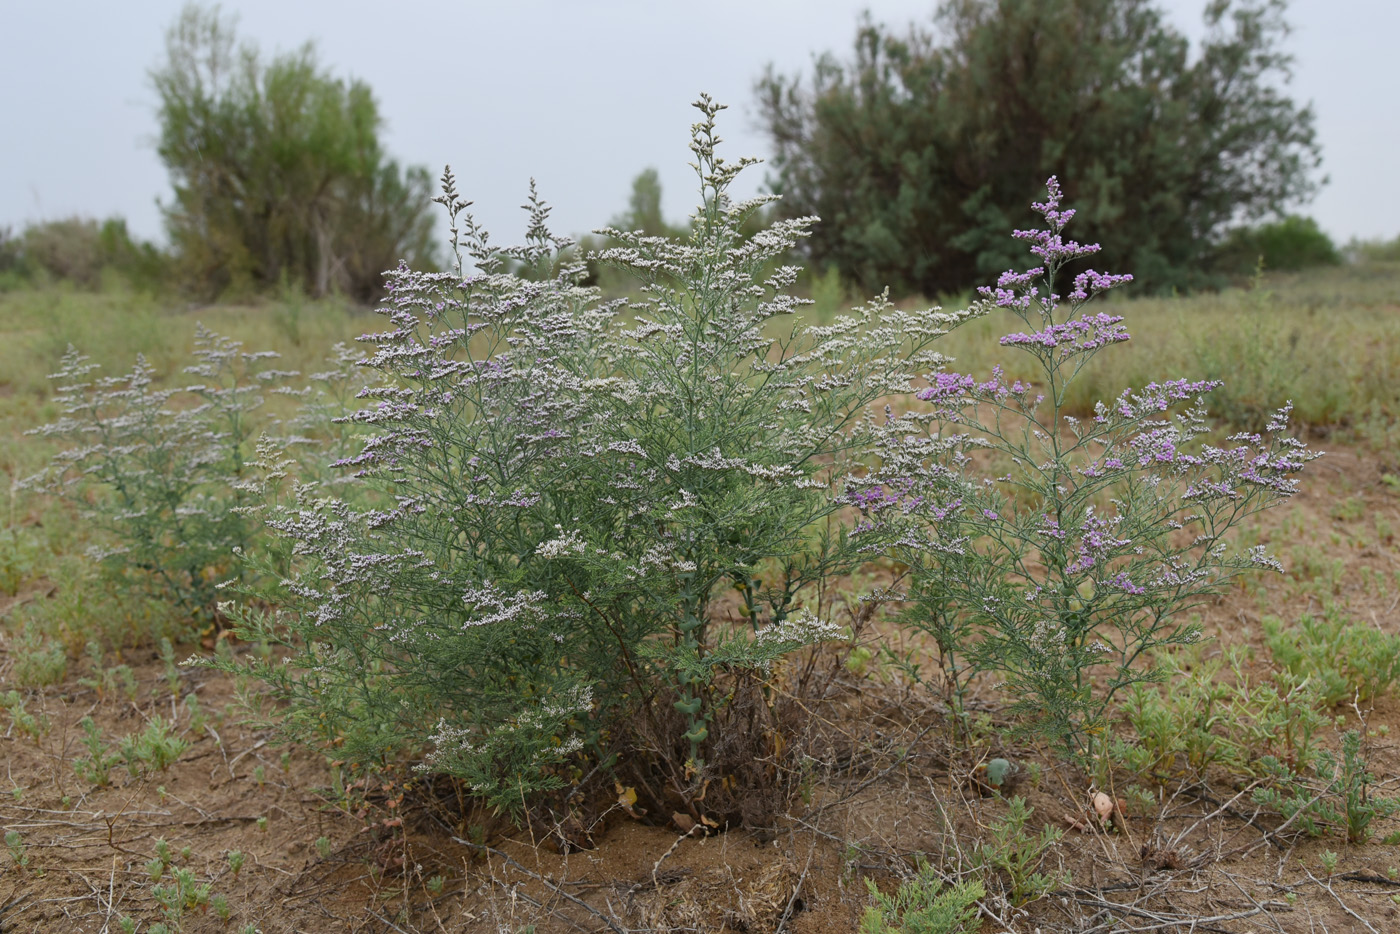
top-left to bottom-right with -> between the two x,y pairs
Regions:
756,0 -> 1321,296
1214,215 -> 1340,276
1346,234 -> 1400,265
151,3 -> 437,301
847,178 -> 1319,758
0,217 -> 169,291
213,97 -> 951,820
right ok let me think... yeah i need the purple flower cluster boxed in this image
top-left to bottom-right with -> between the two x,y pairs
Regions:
1000,313 -> 1131,355
1064,509 -> 1132,574
915,365 -> 1030,404
1069,269 -> 1134,302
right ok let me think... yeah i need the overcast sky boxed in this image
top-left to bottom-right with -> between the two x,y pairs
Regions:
3,0 -> 1396,249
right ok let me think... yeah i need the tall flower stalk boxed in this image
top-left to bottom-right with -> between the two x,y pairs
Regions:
849,178 -> 1319,760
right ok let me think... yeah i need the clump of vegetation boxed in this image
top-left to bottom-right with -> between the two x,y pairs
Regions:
22,326 -> 292,619
120,717 -> 189,775
1254,730 -> 1400,843
0,216 -> 168,292
757,0 -> 1321,295
213,96 -> 950,820
973,797 -> 1064,907
1214,215 -> 1340,276
151,3 -> 437,301
849,178 -> 1318,757
1,689 -> 48,742
73,716 -> 122,787
861,861 -> 983,934
1264,607 -> 1400,705
1114,646 -> 1329,783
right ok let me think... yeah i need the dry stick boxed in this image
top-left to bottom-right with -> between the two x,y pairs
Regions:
1167,780 -> 1261,862
1218,868 -> 1290,934
805,718 -> 942,816
452,837 -> 626,934
650,824 -> 704,891
103,855 -> 117,934
1071,894 -> 1260,932
205,724 -> 235,780
1304,869 -> 1382,934
774,811 -> 818,934
227,737 -> 268,772
1210,788 -> 1330,864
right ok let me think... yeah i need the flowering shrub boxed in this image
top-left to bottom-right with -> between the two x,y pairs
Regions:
217,97 -> 951,818
23,326 -> 294,616
847,178 -> 1320,757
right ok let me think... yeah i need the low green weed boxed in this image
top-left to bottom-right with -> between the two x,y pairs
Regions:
973,796 -> 1063,907
73,716 -> 121,787
1,689 -> 47,742
77,641 -> 137,701
152,864 -> 211,931
159,636 -> 181,696
120,717 -> 188,775
9,625 -> 67,688
4,830 -> 27,869
1253,730 -> 1400,843
1114,647 -> 1328,783
860,860 -> 983,934
0,525 -> 40,597
1265,607 -> 1400,705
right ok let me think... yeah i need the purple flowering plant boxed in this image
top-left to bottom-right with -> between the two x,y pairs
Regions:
846,178 -> 1320,759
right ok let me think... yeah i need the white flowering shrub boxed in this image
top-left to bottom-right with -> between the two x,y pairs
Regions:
23,326 -> 296,617
215,98 -> 951,818
846,179 -> 1321,759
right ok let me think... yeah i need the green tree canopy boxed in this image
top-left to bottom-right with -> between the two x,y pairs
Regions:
152,4 -> 437,302
756,0 -> 1321,296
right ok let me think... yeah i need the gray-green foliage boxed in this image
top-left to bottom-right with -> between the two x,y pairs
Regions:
215,97 -> 951,817
120,717 -> 189,775
756,0 -> 1321,295
973,796 -> 1063,906
1114,646 -> 1327,781
74,716 -> 122,787
1254,730 -> 1400,843
22,327 -> 290,617
1,691 -> 46,742
5,830 -> 27,870
151,3 -> 436,301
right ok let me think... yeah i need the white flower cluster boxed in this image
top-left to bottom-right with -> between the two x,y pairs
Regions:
754,610 -> 844,650
535,525 -> 586,559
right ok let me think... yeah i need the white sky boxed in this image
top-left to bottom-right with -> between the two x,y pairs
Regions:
3,0 -> 1396,249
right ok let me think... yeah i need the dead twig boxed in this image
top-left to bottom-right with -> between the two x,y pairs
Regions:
451,837 -> 626,934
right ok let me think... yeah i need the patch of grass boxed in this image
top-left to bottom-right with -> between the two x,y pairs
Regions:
1264,605 -> 1400,706
847,261 -> 1400,436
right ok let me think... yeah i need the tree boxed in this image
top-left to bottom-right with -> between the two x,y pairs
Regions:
610,168 -> 673,237
755,0 -> 1321,296
151,4 -> 437,302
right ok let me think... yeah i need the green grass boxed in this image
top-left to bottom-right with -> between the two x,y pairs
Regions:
805,259 -> 1400,432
